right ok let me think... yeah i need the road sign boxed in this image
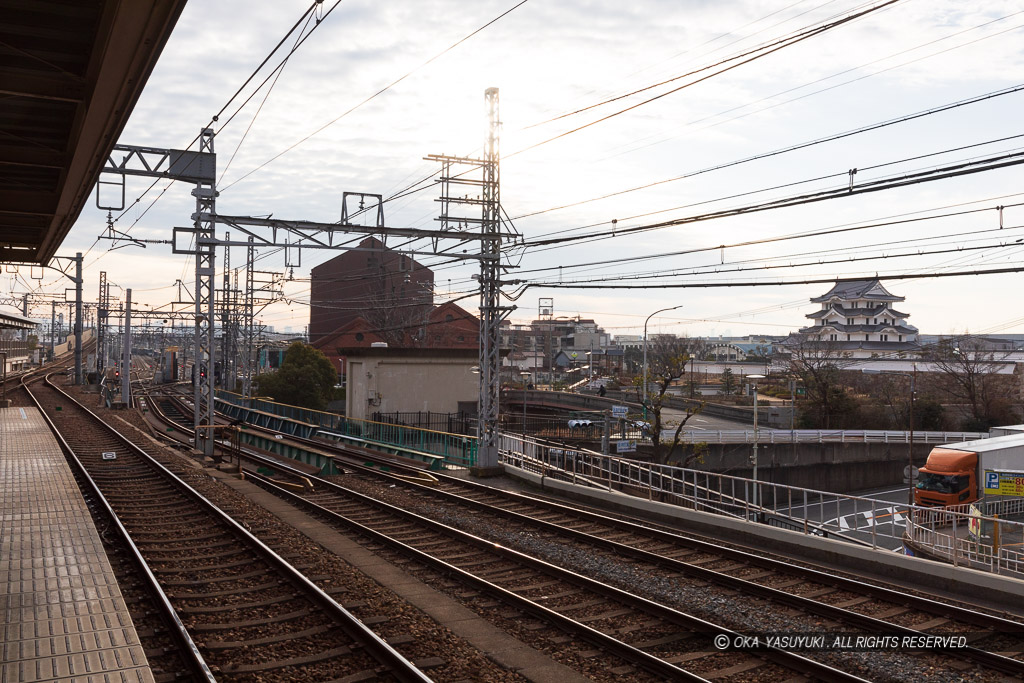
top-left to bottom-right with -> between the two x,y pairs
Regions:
903,465 -> 919,479
795,387 -> 806,396
611,405 -> 628,418
616,440 -> 636,454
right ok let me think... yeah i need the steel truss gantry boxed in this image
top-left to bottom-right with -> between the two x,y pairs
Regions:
100,91 -> 515,467
101,133 -> 218,453
424,87 -> 515,469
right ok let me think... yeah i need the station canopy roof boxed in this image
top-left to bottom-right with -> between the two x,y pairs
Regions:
0,308 -> 37,329
1,0 -> 187,264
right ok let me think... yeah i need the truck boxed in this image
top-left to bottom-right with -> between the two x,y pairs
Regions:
915,432 -> 1024,507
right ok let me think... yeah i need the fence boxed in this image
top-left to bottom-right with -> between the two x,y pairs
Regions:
216,390 -> 346,430
667,429 -> 988,445
0,340 -> 30,355
325,415 -> 478,468
372,410 -> 475,436
497,433 -> 1024,576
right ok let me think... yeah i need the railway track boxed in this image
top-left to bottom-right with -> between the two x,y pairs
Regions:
22,373 -> 431,682
145,387 -> 1024,680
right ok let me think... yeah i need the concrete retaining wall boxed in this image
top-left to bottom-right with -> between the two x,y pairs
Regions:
506,466 -> 1024,614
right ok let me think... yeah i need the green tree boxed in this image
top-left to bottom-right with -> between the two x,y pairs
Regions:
256,342 -> 337,410
720,368 -> 737,395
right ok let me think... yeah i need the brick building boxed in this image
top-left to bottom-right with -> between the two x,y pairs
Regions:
308,237 -> 434,345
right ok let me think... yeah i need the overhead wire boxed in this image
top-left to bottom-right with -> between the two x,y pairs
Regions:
525,0 -> 898,129
520,148 -> 1024,249
511,83 -> 1024,223
219,0 -> 531,193
513,199 -> 1024,278
601,11 -> 1024,162
507,0 -> 903,158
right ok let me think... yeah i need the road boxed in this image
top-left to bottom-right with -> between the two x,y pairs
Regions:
771,484 -> 913,551
663,409 -> 750,432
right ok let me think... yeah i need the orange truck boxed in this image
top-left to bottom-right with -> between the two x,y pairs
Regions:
915,433 -> 1024,507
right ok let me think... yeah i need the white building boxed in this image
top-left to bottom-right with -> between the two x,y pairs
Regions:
790,280 -> 920,360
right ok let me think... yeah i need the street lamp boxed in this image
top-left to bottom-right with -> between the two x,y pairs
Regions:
748,374 -> 765,510
642,305 -> 683,419
862,365 -> 917,506
521,371 -> 531,437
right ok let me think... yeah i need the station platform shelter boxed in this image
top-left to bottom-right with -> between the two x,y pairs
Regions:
1,309 -> 37,374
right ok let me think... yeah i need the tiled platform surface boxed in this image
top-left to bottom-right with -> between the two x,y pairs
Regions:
1,406 -> 154,683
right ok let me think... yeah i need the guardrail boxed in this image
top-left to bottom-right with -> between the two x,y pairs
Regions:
497,434 -> 1023,575
323,416 -> 478,469
670,429 -> 988,445
215,390 -> 478,468
216,390 -> 345,430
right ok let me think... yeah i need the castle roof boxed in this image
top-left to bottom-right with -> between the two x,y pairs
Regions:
810,279 -> 904,304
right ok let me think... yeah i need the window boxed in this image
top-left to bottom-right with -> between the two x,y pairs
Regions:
846,334 -> 851,341
355,333 -> 364,341
445,314 -> 454,322
898,335 -> 902,342
457,335 -> 465,342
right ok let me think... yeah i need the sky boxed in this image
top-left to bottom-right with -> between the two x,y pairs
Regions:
5,0 -> 1024,339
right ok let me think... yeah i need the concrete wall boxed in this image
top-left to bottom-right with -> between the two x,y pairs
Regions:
506,466 -> 1024,613
346,355 -> 477,421
688,440 -> 934,493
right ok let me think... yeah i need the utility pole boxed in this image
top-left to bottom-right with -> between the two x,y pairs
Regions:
221,231 -> 231,391
73,252 -> 82,385
242,237 -> 255,398
122,288 -> 131,405
97,271 -> 108,377
425,88 -> 516,473
193,128 -> 217,455
50,301 -> 56,360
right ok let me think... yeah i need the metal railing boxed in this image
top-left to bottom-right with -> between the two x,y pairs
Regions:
497,434 -> 1024,575
667,429 -> 988,445
216,390 -> 346,430
216,390 -> 478,468
372,410 -> 475,436
322,415 -> 478,468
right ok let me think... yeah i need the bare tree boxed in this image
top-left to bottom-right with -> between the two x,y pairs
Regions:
782,334 -> 856,429
640,337 -> 706,464
925,336 -> 1016,430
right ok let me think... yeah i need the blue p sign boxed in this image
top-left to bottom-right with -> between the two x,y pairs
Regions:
986,472 -> 999,490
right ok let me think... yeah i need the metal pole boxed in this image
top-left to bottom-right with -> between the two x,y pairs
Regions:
74,252 -> 83,385
908,364 -> 916,507
122,289 -> 131,406
642,304 -> 682,421
753,383 -> 759,509
50,301 -> 55,360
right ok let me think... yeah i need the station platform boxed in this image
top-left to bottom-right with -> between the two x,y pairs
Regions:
1,406 -> 154,683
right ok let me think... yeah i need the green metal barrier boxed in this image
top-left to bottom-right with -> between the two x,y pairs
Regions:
216,390 -> 477,468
